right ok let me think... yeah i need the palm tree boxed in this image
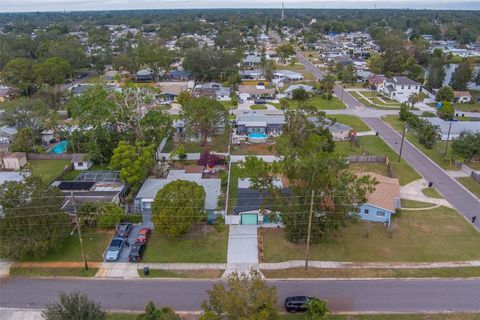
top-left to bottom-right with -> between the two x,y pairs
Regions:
408,93 -> 423,109
42,291 -> 106,320
305,297 -> 329,320
136,301 -> 180,320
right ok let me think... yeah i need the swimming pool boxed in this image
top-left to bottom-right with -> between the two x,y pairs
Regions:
51,141 -> 69,154
248,132 -> 268,143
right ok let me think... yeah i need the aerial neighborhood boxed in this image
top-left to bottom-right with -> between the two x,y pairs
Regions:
1,6 -> 480,320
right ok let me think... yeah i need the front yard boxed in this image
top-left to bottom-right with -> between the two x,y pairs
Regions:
29,160 -> 71,184
326,115 -> 371,132
456,177 -> 480,198
350,91 -> 401,109
142,227 -> 228,263
263,206 -> 480,262
287,95 -> 346,110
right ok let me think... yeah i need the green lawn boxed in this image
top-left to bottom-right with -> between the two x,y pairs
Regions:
10,267 -> 98,277
162,129 -> 230,153
350,91 -> 401,109
227,164 -> 240,214
24,229 -> 113,262
251,104 -> 268,110
276,96 -> 346,110
139,269 -> 224,278
29,160 -> 71,184
221,100 -> 238,110
262,267 -> 480,279
382,115 -> 460,171
326,115 -> 371,132
335,136 -> 421,186
421,187 -> 443,199
401,199 -> 436,208
263,206 -> 480,262
142,228 -> 228,263
456,177 -> 480,198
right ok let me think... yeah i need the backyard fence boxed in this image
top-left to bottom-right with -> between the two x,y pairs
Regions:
26,153 -> 83,160
348,155 -> 387,163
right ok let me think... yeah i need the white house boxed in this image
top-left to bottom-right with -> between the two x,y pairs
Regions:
71,154 -> 93,171
273,70 -> 304,82
284,84 -> 314,99
424,117 -> 480,140
380,76 -> 421,103
453,91 -> 472,104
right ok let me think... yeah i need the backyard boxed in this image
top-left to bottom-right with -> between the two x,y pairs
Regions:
29,159 -> 71,184
142,227 -> 228,263
162,129 -> 230,153
262,205 -> 480,262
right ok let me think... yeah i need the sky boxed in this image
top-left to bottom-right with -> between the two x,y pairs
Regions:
1,0 -> 480,12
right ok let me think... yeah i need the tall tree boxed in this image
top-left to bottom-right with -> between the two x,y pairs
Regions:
305,298 -> 329,320
0,177 -> 69,260
180,97 -> 227,151
152,180 -> 206,238
276,44 -> 296,63
34,56 -> 72,90
426,54 -> 445,90
139,41 -> 177,82
42,291 -> 106,320
2,57 -> 36,96
109,141 -> 155,192
451,132 -> 480,162
201,270 -> 278,320
136,301 -> 180,320
436,86 -> 454,102
450,59 -> 473,91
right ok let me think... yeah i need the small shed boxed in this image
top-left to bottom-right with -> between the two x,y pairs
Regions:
72,154 -> 93,171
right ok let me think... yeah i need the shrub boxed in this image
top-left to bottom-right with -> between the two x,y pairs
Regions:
214,215 -> 226,233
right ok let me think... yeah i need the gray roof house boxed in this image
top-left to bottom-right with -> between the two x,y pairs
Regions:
243,55 -> 262,67
235,111 -> 285,135
284,84 -> 314,98
424,118 -> 480,140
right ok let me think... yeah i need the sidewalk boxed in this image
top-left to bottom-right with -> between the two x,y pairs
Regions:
0,261 -> 13,278
0,308 -> 42,320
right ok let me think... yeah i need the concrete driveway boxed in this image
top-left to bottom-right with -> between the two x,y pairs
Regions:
226,225 -> 258,274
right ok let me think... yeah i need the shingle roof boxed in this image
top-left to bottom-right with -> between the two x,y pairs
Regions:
385,76 -> 420,86
358,172 -> 400,212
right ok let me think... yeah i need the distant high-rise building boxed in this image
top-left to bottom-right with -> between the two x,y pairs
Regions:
281,3 -> 285,20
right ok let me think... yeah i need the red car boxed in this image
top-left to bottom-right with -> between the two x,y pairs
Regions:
136,227 -> 151,243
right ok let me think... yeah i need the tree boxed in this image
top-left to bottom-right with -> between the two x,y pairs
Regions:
474,70 -> 480,86
437,101 -> 454,121
339,64 -> 357,83
183,47 -> 241,81
176,37 -> 198,50
419,119 -> 439,149
450,59 -> 473,91
305,298 -> 329,320
451,132 -> 480,162
152,180 -> 206,237
426,54 -> 445,90
320,74 -> 335,93
139,41 -> 177,82
407,93 -> 423,109
215,30 -> 243,49
180,97 -> 228,151
3,57 -> 36,96
0,176 -> 69,260
42,291 -> 106,320
109,141 -> 155,192
140,110 -> 172,145
79,202 -> 124,228
436,86 -> 454,102
136,302 -> 180,320
1,97 -> 53,134
292,88 -> 309,101
276,44 -> 296,63
201,270 -> 278,320
239,109 -> 376,244
9,127 -> 35,152
34,56 -> 72,90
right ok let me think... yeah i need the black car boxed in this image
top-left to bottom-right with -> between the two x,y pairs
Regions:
128,242 -> 146,262
284,296 -> 312,313
76,72 -> 88,79
116,223 -> 133,238
255,99 -> 266,104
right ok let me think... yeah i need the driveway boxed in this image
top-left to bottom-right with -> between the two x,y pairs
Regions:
226,225 -> 258,274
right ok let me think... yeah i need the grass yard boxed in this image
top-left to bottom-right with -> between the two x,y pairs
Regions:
401,199 -> 437,208
350,91 -> 401,109
263,205 -> 480,262
335,136 -> 421,186
29,160 -> 71,184
162,129 -> 230,153
221,100 -> 238,110
281,314 -> 480,320
24,229 -> 113,262
456,177 -> 480,198
348,162 -> 389,177
422,187 -> 443,199
251,104 -> 268,110
227,164 -> 239,214
10,267 -> 98,277
261,267 -> 480,279
326,115 -> 371,132
382,115 -> 460,171
139,269 -> 224,278
142,228 -> 228,263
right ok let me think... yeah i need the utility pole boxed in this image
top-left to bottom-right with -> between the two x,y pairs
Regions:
398,122 -> 407,162
71,191 -> 88,270
305,190 -> 314,271
444,121 -> 452,156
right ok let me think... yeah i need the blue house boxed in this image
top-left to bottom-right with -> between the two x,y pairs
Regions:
357,173 -> 401,227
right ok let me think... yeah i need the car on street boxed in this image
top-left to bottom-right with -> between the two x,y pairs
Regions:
105,236 -> 124,261
284,296 -> 313,313
116,223 -> 133,238
135,227 -> 151,243
128,242 -> 146,262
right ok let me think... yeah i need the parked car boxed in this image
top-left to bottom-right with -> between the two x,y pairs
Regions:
284,296 -> 312,313
76,72 -> 88,79
128,242 -> 146,262
255,99 -> 266,104
136,227 -> 151,243
105,237 -> 124,261
116,223 -> 133,238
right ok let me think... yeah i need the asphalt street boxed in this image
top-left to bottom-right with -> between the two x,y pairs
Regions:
1,278 -> 480,313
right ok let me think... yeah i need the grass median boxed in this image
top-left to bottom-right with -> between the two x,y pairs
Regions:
10,266 -> 98,277
138,269 -> 224,278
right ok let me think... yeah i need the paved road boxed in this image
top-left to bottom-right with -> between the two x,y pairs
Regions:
1,278 -> 480,313
363,117 -> 480,228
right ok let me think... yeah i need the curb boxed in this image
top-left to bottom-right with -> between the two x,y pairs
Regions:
265,277 -> 480,281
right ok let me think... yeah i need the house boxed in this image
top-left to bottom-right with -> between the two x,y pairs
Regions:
1,152 -> 27,170
71,154 -> 93,171
172,118 -> 224,137
135,69 -> 154,82
0,126 -> 17,142
273,70 -> 304,82
233,178 -> 287,225
380,76 -> 421,103
135,169 -> 221,225
70,84 -> 93,96
284,84 -> 314,99
235,111 -> 285,135
41,130 -> 56,145
167,70 -> 193,81
192,82 -> 231,101
0,171 -> 31,185
327,121 -> 353,140
424,117 -> 480,140
453,91 -> 472,104
239,70 -> 266,81
357,173 -> 401,227
243,55 -> 262,68
238,85 -> 276,100
368,75 -> 385,90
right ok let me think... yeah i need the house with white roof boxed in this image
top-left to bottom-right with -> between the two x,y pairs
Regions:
379,76 -> 421,103
284,84 -> 314,99
273,70 -> 304,82
424,118 -> 480,140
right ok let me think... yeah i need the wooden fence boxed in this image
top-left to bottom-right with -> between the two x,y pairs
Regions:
26,153 -> 81,161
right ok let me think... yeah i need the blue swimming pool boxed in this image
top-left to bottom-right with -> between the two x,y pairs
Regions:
51,141 -> 69,154
248,132 -> 268,143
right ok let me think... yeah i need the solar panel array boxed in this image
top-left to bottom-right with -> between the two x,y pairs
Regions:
74,171 -> 120,183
